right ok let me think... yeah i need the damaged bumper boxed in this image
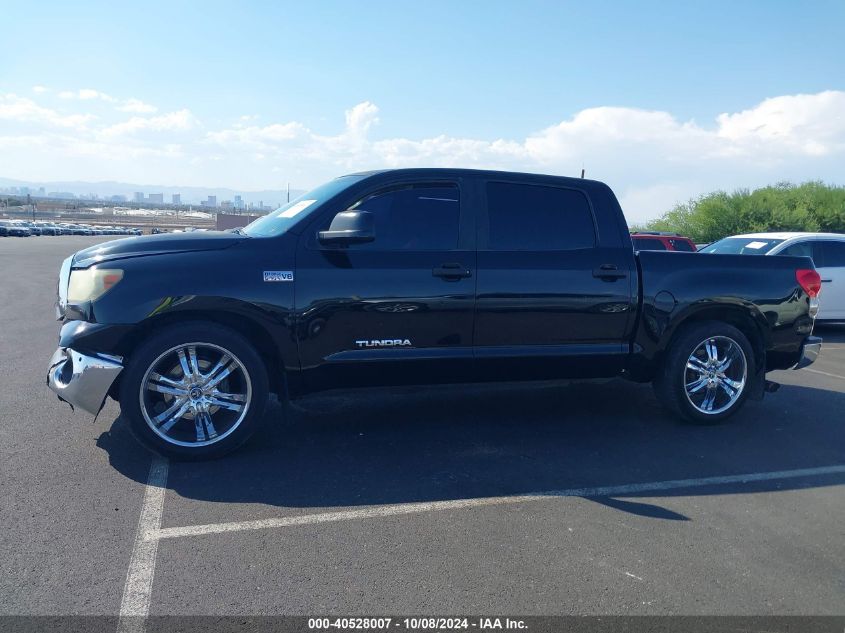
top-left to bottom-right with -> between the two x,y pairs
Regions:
793,335 -> 822,370
47,347 -> 124,414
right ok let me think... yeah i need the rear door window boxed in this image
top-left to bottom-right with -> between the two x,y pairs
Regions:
485,182 -> 595,251
818,241 -> 845,267
780,241 -> 814,259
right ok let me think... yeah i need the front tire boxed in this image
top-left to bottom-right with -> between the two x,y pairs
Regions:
654,321 -> 754,424
119,322 -> 269,460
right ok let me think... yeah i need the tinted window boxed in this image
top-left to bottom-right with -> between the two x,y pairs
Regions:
346,184 -> 459,250
780,241 -> 814,259
669,238 -> 695,252
633,237 -> 667,251
779,240 -> 845,267
819,241 -> 845,267
699,237 -> 784,255
486,182 -> 595,251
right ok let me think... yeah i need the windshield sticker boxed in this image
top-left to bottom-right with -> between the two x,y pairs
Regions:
279,199 -> 317,218
745,241 -> 768,249
263,271 -> 294,282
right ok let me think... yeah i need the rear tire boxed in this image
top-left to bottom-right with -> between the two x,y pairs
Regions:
119,322 -> 269,460
654,321 -> 754,425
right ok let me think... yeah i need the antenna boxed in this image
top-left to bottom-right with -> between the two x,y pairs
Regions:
580,167 -> 585,179
286,182 -> 290,203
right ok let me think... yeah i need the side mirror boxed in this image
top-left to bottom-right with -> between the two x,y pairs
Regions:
318,210 -> 375,245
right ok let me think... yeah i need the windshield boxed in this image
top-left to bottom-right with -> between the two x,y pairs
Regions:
242,175 -> 363,238
699,237 -> 785,255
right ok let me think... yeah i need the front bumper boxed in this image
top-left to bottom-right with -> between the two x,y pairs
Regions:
793,336 -> 822,370
46,347 -> 124,414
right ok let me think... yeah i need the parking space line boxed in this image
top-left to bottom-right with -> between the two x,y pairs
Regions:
117,456 -> 169,633
804,368 -> 845,381
150,464 -> 845,541
819,346 -> 845,354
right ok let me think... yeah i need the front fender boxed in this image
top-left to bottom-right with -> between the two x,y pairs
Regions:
60,237 -> 301,395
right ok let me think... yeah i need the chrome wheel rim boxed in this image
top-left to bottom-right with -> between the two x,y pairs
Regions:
684,336 -> 747,415
139,342 -> 252,447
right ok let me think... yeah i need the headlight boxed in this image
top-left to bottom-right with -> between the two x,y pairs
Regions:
67,268 -> 124,303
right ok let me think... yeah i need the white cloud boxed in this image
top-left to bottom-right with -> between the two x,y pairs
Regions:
58,88 -> 114,102
0,94 -> 94,129
202,92 -> 845,177
715,90 -> 845,156
206,121 -> 307,147
117,98 -> 158,114
2,90 -> 844,220
32,85 -> 49,94
57,88 -> 157,114
78,88 -> 114,101
101,109 -> 197,137
344,101 -> 379,137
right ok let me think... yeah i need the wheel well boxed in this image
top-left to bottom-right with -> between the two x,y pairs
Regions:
109,311 -> 286,398
669,307 -> 766,370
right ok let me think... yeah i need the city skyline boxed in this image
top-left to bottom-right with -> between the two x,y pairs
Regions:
1,1 -> 844,223
0,176 -> 301,209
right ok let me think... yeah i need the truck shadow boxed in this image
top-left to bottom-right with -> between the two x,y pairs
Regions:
96,373 -> 845,522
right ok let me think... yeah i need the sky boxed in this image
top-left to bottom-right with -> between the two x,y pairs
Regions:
1,0 -> 844,223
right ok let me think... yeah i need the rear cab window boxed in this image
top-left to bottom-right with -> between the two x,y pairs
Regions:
633,237 -> 667,251
669,238 -> 695,252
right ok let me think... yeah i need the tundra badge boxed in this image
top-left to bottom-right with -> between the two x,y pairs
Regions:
355,339 -> 412,348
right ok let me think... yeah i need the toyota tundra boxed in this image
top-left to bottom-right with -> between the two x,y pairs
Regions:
47,169 -> 823,459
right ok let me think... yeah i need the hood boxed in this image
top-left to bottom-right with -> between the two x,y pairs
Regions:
72,231 -> 248,268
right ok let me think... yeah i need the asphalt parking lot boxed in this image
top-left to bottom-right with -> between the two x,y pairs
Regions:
1,236 -> 844,620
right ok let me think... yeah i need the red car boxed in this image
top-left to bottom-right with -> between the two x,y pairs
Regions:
630,231 -> 697,252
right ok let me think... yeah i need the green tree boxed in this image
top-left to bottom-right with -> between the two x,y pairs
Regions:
634,181 -> 845,243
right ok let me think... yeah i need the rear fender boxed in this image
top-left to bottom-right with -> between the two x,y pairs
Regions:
629,299 -> 769,385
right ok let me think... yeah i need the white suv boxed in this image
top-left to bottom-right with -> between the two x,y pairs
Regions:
700,232 -> 845,321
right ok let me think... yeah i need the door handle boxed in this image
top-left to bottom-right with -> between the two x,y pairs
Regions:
592,264 -> 627,280
433,263 -> 471,280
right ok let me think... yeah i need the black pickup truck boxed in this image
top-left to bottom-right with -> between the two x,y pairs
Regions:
47,169 -> 823,459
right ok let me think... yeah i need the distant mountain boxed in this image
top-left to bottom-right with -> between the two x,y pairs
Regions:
0,177 -> 306,206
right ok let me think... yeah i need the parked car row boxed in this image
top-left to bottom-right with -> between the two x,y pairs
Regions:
0,220 -> 142,237
700,232 -> 845,321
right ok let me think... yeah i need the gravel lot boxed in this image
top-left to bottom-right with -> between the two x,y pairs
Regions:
1,236 -> 843,619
